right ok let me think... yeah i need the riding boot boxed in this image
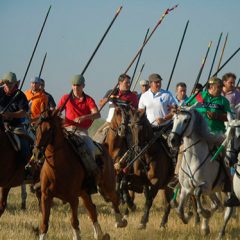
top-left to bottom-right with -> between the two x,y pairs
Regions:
224,192 -> 240,207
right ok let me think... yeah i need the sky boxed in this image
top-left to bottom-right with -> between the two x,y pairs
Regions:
0,0 -> 240,117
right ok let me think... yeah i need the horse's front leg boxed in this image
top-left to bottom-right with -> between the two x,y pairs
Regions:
159,187 -> 173,229
176,187 -> 192,224
81,191 -> 110,240
39,192 -> 53,240
69,197 -> 81,240
138,185 -> 158,229
194,187 -> 211,219
0,187 -> 10,217
217,206 -> 233,240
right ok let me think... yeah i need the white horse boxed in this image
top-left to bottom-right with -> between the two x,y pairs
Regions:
168,107 -> 233,238
225,119 -> 240,202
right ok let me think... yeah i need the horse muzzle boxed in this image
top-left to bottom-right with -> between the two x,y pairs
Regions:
168,132 -> 181,149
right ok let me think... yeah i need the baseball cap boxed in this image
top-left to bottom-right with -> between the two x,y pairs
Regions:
149,73 -> 162,82
71,74 -> 85,85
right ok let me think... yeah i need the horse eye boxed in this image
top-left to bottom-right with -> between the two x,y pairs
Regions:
183,119 -> 188,124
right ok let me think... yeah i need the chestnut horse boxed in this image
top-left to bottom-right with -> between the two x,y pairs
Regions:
34,109 -> 127,240
0,118 -> 36,217
103,106 -> 136,213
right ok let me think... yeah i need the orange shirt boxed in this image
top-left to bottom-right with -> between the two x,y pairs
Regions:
25,89 -> 48,119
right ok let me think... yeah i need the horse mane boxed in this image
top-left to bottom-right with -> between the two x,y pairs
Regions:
191,109 -> 209,139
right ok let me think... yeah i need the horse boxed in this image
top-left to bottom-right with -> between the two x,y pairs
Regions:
102,104 -> 136,214
225,119 -> 240,202
168,107 -> 233,238
126,110 -> 174,229
0,117 -> 38,216
34,109 -> 127,240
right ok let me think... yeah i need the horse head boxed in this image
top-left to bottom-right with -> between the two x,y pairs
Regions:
110,99 -> 132,138
168,107 -> 195,149
33,107 -> 61,162
225,120 -> 240,167
129,110 -> 153,151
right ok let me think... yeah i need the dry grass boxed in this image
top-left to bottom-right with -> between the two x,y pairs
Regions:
0,187 -> 240,240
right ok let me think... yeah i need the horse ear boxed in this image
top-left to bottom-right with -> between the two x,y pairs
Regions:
52,108 -> 60,117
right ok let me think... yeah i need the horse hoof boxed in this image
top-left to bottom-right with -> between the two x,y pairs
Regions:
115,218 -> 128,228
137,223 -> 146,230
217,232 -> 224,240
21,202 -> 26,210
101,233 -> 110,240
201,227 -> 210,236
159,224 -> 167,231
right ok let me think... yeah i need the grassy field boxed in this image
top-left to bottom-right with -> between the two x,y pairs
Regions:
1,187 -> 240,240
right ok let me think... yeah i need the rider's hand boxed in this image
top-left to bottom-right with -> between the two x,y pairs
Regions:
206,111 -> 216,120
156,117 -> 165,125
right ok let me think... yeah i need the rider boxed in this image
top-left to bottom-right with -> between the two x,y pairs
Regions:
0,72 -> 31,165
24,77 -> 48,123
58,74 -> 100,177
189,77 -> 240,206
174,82 -> 188,106
94,73 -> 138,143
138,73 -> 177,130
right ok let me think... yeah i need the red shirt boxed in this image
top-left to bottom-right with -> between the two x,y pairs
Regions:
118,90 -> 138,109
58,93 -> 97,129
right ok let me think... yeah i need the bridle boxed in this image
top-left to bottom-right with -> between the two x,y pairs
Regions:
170,110 -> 193,142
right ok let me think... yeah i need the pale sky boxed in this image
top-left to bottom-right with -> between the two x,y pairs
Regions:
1,0 -> 240,117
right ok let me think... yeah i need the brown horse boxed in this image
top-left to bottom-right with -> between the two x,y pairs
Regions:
0,118 -> 37,216
127,110 -> 174,229
34,109 -> 126,240
103,106 -> 136,213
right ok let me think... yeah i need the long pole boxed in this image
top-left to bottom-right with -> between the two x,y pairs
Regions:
191,41 -> 212,94
236,78 -> 240,87
186,45 -> 240,105
131,63 -> 146,91
38,52 -> 47,78
130,28 -> 149,87
59,6 -> 123,113
216,33 -> 228,74
20,5 -> 52,90
100,5 -> 178,112
207,32 -> 223,81
166,20 -> 189,90
1,6 -> 52,114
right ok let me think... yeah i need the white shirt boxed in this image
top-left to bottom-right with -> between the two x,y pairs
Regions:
139,88 -> 177,126
106,102 -> 115,123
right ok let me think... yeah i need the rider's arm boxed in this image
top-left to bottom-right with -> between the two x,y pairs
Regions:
75,107 -> 100,123
2,109 -> 27,120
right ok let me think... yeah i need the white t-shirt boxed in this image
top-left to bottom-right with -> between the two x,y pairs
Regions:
139,88 -> 177,126
106,101 -> 115,123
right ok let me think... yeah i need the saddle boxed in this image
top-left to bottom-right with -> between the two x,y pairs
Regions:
5,126 -> 34,152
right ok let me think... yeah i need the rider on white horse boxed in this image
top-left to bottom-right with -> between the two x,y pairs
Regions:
188,76 -> 240,206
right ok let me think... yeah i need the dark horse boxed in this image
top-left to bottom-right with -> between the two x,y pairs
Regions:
0,118 -> 36,217
127,111 -> 174,229
34,109 -> 127,240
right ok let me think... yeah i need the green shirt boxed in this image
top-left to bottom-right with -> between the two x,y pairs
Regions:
189,91 -> 231,133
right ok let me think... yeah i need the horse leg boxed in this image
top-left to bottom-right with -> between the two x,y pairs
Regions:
121,175 -> 136,211
176,188 -> 192,224
99,184 -> 127,228
159,188 -> 173,229
201,217 -> 210,236
81,191 -> 110,240
209,193 -> 223,214
138,185 -> 158,230
191,195 -> 200,226
69,197 -> 81,240
39,192 -> 53,240
194,188 -> 211,219
217,207 -> 233,240
21,184 -> 27,210
0,187 -> 10,217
